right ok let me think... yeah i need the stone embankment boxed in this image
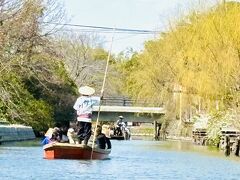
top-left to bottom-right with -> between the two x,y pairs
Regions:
0,124 -> 35,143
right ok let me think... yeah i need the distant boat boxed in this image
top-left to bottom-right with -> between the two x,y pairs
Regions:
43,143 -> 111,160
101,124 -> 130,141
110,130 -> 131,140
110,135 -> 125,140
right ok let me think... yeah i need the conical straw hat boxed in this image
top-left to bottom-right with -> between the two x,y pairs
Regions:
78,86 -> 95,95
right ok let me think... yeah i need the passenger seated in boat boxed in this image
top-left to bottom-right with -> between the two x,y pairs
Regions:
59,126 -> 69,143
95,125 -> 111,149
109,127 -> 114,137
41,128 -> 54,145
102,124 -> 111,138
41,136 -> 51,145
42,127 -> 69,145
51,127 -> 61,142
67,128 -> 78,144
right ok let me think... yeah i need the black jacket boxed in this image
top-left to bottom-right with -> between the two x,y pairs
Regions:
96,133 -> 111,149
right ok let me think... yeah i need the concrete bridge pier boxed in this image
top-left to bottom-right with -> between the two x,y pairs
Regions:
154,121 -> 158,140
154,121 -> 166,140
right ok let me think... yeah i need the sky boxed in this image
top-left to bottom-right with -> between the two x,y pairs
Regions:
59,0 -> 219,54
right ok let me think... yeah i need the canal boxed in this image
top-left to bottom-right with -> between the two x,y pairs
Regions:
1,139 -> 240,179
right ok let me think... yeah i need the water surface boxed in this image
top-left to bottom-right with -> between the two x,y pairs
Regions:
0,140 -> 240,180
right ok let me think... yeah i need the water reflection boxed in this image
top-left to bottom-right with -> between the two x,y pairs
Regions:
152,139 -> 240,162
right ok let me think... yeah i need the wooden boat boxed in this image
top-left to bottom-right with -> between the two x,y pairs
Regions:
110,132 -> 130,140
43,143 -> 111,160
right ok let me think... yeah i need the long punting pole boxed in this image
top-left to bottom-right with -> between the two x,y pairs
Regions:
90,30 -> 115,159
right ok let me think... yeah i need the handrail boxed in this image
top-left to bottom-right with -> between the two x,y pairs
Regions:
101,97 -> 163,107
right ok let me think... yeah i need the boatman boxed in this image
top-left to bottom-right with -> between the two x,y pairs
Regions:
73,86 -> 100,146
115,116 -> 125,136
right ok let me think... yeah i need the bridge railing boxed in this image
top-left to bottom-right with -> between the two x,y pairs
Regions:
101,97 -> 161,107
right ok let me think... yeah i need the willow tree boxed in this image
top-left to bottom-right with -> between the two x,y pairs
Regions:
122,2 -> 240,134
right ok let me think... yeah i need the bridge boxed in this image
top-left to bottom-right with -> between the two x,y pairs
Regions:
92,97 -> 165,123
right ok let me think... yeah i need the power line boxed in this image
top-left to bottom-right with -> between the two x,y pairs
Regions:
43,22 -> 159,34
54,28 -> 155,34
101,34 -> 140,44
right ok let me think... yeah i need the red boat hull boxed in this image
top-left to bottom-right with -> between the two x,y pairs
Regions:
43,143 -> 111,160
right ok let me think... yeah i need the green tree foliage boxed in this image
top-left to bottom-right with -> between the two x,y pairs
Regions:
0,0 -> 76,132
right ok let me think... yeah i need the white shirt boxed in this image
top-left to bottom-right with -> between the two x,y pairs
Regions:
73,96 -> 100,122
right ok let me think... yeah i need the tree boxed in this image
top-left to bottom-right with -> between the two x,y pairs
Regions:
56,32 -> 123,96
0,0 -> 76,132
122,2 -> 240,136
